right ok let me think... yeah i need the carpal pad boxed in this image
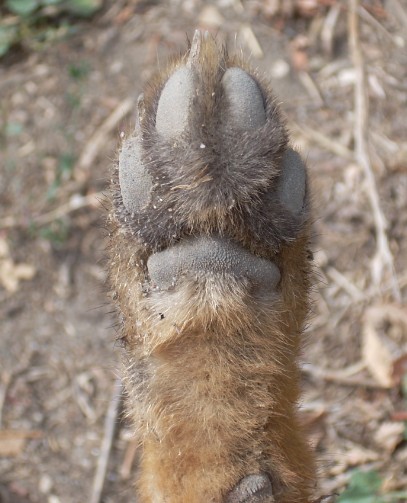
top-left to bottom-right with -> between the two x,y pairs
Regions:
147,236 -> 281,291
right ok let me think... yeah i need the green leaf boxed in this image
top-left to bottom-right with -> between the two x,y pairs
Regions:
0,25 -> 18,57
58,152 -> 75,177
338,471 -> 384,503
6,0 -> 39,16
338,497 -> 383,503
40,0 -> 63,5
5,122 -> 23,136
401,372 -> 407,398
38,219 -> 69,246
68,61 -> 90,80
63,0 -> 102,17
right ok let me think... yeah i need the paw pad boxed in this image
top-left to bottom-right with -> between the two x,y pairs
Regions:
221,67 -> 266,130
278,149 -> 306,215
226,473 -> 274,503
147,236 -> 280,291
156,66 -> 196,138
118,137 -> 152,214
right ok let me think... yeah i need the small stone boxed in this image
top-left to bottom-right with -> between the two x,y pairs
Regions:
39,474 -> 53,494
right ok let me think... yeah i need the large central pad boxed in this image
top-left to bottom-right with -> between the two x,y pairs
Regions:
147,235 -> 281,291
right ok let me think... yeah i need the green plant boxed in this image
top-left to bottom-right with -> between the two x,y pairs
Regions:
0,0 -> 102,57
402,372 -> 407,441
30,218 -> 70,246
46,152 -> 75,201
338,470 -> 407,503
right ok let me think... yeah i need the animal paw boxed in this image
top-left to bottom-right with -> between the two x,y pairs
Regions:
109,30 -> 315,503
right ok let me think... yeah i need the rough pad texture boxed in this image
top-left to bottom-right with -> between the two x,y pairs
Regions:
221,67 -> 266,130
118,136 -> 152,213
226,474 -> 274,503
155,66 -> 196,138
278,149 -> 306,215
147,235 -> 281,291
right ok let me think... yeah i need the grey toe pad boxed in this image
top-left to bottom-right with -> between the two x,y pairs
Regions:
278,148 -> 306,215
221,68 -> 266,130
155,66 -> 196,138
226,474 -> 274,503
147,236 -> 280,291
119,137 -> 152,214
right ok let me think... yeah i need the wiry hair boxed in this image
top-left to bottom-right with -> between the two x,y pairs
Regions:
107,31 -> 316,503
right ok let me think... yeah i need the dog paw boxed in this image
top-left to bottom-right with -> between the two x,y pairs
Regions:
109,30 -> 315,503
116,31 -> 308,299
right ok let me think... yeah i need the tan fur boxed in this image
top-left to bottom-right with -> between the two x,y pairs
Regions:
108,33 -> 316,503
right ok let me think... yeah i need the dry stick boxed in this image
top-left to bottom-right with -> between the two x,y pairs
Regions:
74,96 -> 135,182
358,6 -> 404,47
302,363 -> 387,389
348,0 -> 401,302
291,123 -> 354,160
0,372 -> 11,429
0,191 -> 105,230
388,0 -> 407,32
90,378 -> 123,503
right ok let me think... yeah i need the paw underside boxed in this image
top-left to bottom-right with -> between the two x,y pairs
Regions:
114,31 -> 310,503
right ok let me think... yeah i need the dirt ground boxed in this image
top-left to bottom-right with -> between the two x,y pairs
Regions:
1,1 -> 406,502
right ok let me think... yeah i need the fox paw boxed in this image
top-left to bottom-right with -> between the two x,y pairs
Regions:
110,30 -> 314,503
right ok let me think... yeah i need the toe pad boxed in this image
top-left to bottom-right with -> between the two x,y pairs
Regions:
156,66 -> 196,138
221,68 -> 266,130
226,473 -> 274,503
278,149 -> 306,215
119,137 -> 152,214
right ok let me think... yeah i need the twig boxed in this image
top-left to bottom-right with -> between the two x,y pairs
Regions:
89,378 -> 123,503
291,123 -> 354,160
348,0 -> 400,301
358,6 -> 404,48
0,372 -> 11,429
321,4 -> 341,56
120,437 -> 139,480
326,266 -> 364,302
302,361 -> 390,389
0,191 -> 105,230
298,72 -> 325,106
239,24 -> 263,59
388,0 -> 407,33
74,97 -> 135,183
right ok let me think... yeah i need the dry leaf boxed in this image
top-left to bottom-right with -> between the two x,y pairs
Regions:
344,444 -> 380,466
362,305 -> 407,388
0,430 -> 42,457
0,237 -> 36,293
198,5 -> 223,29
374,421 -> 405,452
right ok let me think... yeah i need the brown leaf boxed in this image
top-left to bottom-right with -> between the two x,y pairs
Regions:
374,421 -> 405,453
0,238 -> 36,293
362,305 -> 407,388
0,430 -> 42,457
